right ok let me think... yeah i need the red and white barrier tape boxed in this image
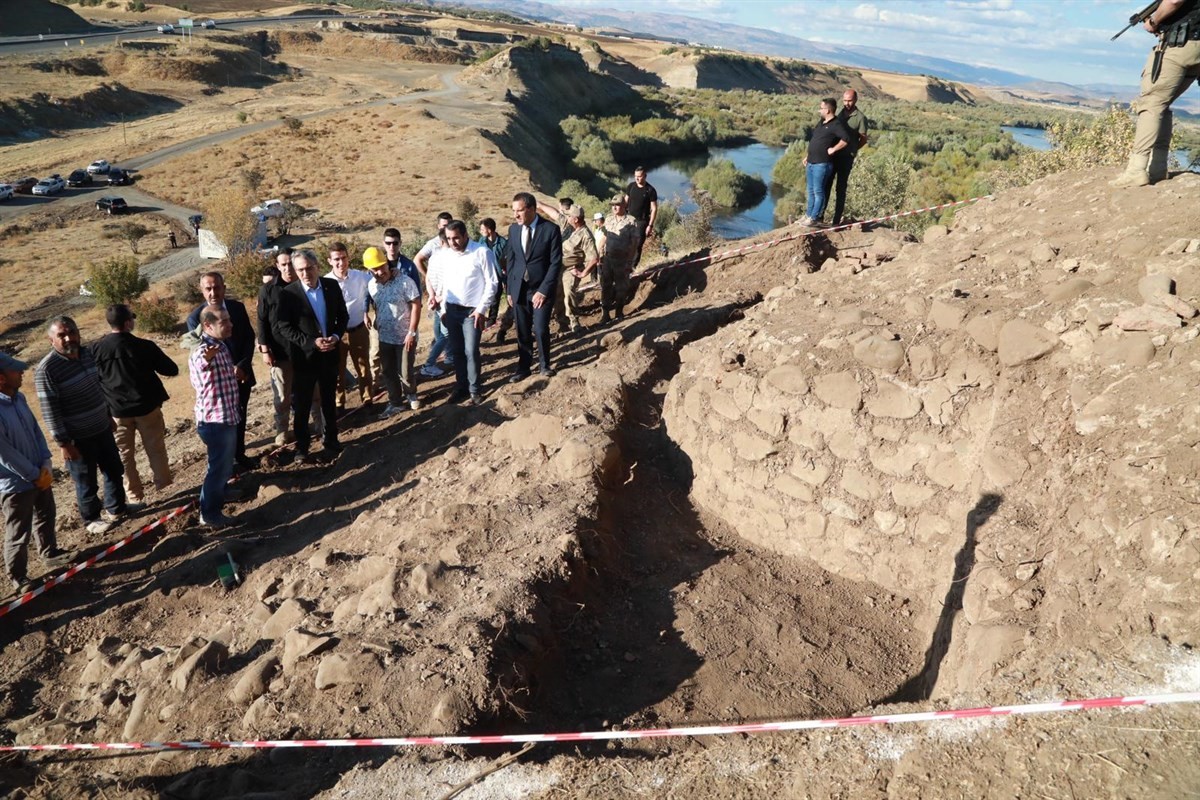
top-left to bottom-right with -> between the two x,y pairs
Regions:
3,690 -> 1197,754
2,397 -> 383,620
0,504 -> 194,620
634,194 -> 993,281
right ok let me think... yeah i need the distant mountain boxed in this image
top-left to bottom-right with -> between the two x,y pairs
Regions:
418,0 -> 1037,85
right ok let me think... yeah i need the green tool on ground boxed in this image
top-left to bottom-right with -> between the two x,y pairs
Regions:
217,553 -> 240,590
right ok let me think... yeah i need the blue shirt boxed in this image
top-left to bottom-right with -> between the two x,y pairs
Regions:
0,390 -> 52,494
303,283 -> 329,337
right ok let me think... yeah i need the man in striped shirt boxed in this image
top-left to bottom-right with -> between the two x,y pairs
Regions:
189,309 -> 240,528
35,316 -> 128,536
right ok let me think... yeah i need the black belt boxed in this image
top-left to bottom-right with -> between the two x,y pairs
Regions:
348,323 -> 366,332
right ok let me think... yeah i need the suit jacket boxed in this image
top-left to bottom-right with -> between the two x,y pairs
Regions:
507,217 -> 563,300
187,299 -> 256,387
273,278 -> 349,365
256,278 -> 291,362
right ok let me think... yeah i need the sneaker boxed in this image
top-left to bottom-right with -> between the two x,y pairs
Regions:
407,395 -> 422,411
199,512 -> 236,529
86,518 -> 114,535
11,578 -> 34,595
419,364 -> 446,378
42,549 -> 75,568
100,509 -> 120,523
798,216 -> 814,227
379,403 -> 404,419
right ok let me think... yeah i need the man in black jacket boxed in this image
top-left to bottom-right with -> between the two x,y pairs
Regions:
507,191 -> 563,380
273,249 -> 348,462
257,249 -> 323,446
92,304 -> 178,507
187,272 -> 257,470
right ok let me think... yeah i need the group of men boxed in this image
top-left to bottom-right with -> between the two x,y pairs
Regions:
0,180 -> 659,591
800,89 -> 869,228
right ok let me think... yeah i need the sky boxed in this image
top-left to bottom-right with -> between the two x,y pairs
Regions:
530,0 -> 1157,86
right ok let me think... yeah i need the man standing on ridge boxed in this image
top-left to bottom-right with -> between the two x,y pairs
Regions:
556,205 -> 600,334
428,220 -> 498,404
186,272 -> 257,472
92,303 -> 177,508
507,191 -> 563,380
36,316 -> 129,536
1,352 -> 73,593
826,88 -> 869,226
415,213 -> 455,379
1112,0 -> 1200,188
274,250 -> 348,463
624,166 -> 658,267
800,98 -> 852,228
326,242 -> 374,410
189,308 -> 240,528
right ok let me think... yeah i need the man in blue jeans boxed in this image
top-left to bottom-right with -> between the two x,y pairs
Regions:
427,220 -> 498,405
189,309 -> 241,528
800,98 -> 852,228
35,316 -> 129,536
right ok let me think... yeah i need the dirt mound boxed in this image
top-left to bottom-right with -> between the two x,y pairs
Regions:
860,68 -> 980,104
0,82 -> 181,139
28,57 -> 108,77
270,29 -> 467,65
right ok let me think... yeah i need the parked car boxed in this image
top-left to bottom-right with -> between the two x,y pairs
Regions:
251,199 -> 284,219
95,196 -> 128,215
32,175 -> 65,195
157,24 -> 174,34
200,19 -> 216,29
107,167 -> 132,186
87,159 -> 111,174
11,177 -> 37,194
67,169 -> 92,187
0,184 -> 12,202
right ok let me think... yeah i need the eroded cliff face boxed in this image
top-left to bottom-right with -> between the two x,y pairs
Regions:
663,170 -> 1200,698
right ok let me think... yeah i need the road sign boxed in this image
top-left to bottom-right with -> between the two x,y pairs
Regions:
179,18 -> 193,28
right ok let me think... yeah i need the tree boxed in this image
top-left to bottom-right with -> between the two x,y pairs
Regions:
269,200 -> 306,238
205,185 -> 258,257
117,221 -> 151,254
87,257 -> 148,307
241,167 -> 265,196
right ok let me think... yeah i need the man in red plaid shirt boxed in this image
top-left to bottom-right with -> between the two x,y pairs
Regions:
189,308 -> 240,528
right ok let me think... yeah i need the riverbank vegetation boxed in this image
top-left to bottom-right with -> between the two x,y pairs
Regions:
693,158 -> 767,208
553,81 -> 1200,240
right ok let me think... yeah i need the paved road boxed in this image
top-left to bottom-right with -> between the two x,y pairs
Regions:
0,15 -> 367,56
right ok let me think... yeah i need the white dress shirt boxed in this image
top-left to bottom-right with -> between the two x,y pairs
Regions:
326,268 -> 371,329
428,241 -> 499,316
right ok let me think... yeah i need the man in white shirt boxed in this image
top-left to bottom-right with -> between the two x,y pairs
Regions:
427,220 -> 498,405
325,242 -> 374,410
414,212 -> 454,379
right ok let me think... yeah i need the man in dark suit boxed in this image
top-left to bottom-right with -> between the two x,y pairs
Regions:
273,249 -> 348,462
507,191 -> 563,380
187,272 -> 257,471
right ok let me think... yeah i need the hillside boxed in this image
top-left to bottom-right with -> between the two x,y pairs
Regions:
0,0 -> 94,36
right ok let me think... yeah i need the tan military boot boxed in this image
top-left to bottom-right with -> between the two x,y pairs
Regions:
1148,147 -> 1170,183
1111,153 -> 1150,188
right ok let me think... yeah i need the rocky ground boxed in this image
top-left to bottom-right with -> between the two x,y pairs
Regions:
1,167 -> 1198,799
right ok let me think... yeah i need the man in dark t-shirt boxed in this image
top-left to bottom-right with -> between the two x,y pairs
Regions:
624,166 -> 658,267
825,89 -> 869,226
801,98 -> 852,227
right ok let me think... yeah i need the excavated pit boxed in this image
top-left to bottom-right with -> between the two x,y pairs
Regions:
482,242 -> 923,753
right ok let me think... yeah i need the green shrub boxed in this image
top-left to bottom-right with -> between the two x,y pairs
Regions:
771,141 -> 807,191
125,0 -> 145,11
132,295 -> 181,334
986,104 -> 1135,191
87,257 -> 148,307
236,111 -> 248,124
661,192 -> 715,254
573,135 -> 621,178
693,158 -> 766,208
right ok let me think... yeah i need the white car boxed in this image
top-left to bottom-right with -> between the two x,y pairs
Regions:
0,183 -> 13,201
32,175 -> 65,195
200,19 -> 216,29
87,159 -> 110,174
251,199 -> 285,219
157,24 -> 174,34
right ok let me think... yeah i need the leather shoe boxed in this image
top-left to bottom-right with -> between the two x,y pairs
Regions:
508,371 -> 531,384
447,391 -> 470,405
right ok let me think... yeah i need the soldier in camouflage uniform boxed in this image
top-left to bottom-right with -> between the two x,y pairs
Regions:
600,196 -> 640,323
553,206 -> 600,333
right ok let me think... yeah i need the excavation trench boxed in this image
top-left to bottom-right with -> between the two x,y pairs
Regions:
485,267 -> 923,752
